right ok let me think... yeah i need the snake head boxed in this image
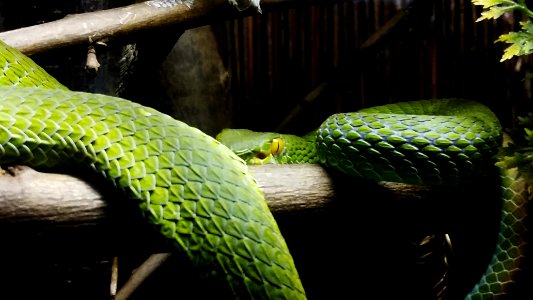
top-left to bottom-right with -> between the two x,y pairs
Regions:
216,129 -> 285,165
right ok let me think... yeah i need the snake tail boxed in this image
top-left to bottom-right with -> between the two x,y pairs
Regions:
0,40 -> 306,299
464,166 -> 529,299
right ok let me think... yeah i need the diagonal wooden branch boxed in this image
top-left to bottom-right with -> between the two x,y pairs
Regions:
0,0 -> 238,55
0,0 -> 324,55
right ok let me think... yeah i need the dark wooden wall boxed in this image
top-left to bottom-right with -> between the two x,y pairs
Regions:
212,0 -> 531,134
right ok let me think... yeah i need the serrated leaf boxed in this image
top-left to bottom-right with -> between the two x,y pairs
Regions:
525,128 -> 533,139
477,6 -> 510,21
501,42 -> 523,61
472,0 -> 510,8
495,21 -> 533,60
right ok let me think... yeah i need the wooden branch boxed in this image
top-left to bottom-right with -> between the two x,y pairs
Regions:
0,164 -> 425,220
0,0 -> 328,55
0,164 -> 432,253
0,0 -> 235,55
114,253 -> 172,300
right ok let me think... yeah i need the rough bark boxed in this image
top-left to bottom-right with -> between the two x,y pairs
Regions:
0,0 -> 321,55
0,164 -> 434,252
0,0 -> 229,55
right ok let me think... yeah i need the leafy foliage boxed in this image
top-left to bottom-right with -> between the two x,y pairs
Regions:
472,0 -> 533,61
472,1 -> 533,191
496,21 -> 533,61
497,115 -> 533,195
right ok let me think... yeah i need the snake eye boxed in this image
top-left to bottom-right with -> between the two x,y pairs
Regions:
270,138 -> 284,156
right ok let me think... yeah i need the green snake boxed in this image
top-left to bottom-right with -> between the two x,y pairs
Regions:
0,40 -> 306,299
216,101 -> 530,299
0,29 -> 528,300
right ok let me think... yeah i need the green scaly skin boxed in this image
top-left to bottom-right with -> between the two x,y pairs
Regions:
217,100 -> 529,299
0,40 -> 306,299
216,128 -> 319,164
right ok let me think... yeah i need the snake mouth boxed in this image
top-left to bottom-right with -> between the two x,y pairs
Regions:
255,152 -> 268,160
248,151 -> 276,164
248,137 -> 286,164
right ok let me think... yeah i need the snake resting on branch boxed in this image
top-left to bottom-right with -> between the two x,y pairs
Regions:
216,103 -> 530,298
0,26 -> 528,300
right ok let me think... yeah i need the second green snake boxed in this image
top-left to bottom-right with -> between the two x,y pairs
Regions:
217,100 -> 529,299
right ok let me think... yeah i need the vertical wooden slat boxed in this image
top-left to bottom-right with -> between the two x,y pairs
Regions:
211,0 -> 527,131
310,5 -> 319,88
267,11 -> 275,97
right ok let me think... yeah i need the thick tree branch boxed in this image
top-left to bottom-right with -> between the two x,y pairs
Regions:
0,164 -> 435,253
0,0 -> 319,55
0,0 -> 234,55
0,164 -> 426,220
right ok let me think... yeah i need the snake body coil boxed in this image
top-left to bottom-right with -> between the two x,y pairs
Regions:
0,40 -> 306,299
318,101 -> 529,299
218,101 -> 529,298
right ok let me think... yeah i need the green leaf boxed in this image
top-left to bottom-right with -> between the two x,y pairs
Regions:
497,113 -> 533,192
477,6 -> 510,21
500,42 -> 523,60
524,127 -> 533,143
495,21 -> 533,60
519,115 -> 533,127
472,0 -> 511,8
472,0 -> 524,21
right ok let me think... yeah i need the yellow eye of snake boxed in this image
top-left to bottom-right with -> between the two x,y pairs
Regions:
270,138 -> 284,156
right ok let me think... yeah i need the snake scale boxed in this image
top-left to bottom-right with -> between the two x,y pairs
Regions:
0,19 -> 528,300
217,102 -> 530,298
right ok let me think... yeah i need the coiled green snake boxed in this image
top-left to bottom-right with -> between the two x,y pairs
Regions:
0,34 -> 528,300
216,102 -> 530,298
